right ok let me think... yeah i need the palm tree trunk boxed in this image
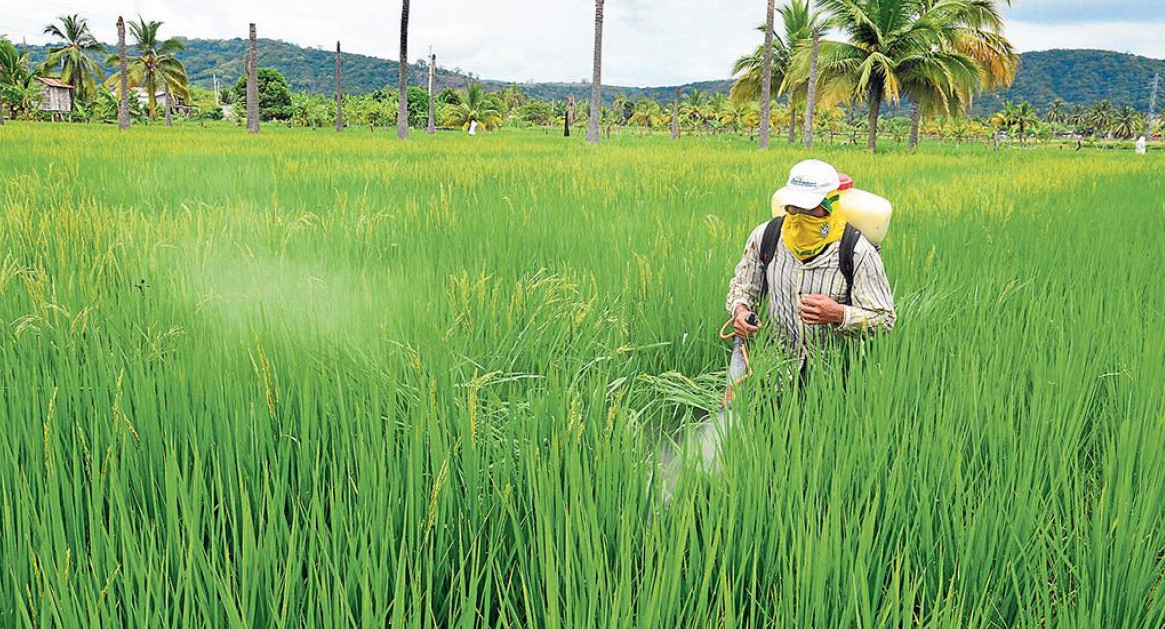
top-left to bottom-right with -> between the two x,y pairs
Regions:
246,23 -> 259,134
788,99 -> 796,144
867,85 -> 882,153
909,104 -> 921,148
564,100 -> 571,137
803,32 -> 818,149
117,17 -> 129,130
335,41 -> 343,132
759,0 -> 775,150
163,83 -> 173,126
671,87 -> 680,140
397,0 -> 410,139
586,0 -> 604,145
427,52 -> 436,135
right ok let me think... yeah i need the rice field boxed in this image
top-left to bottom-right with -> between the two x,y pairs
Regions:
1,122 -> 1164,627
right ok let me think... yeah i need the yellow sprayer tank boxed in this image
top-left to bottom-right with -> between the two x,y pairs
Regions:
771,173 -> 892,247
835,174 -> 891,246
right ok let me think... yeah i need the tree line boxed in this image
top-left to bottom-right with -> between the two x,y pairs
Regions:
3,3 -> 1161,147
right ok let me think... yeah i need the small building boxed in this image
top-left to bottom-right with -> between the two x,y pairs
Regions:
36,77 -> 73,116
133,87 -> 170,110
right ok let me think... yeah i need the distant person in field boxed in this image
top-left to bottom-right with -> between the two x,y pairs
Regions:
725,160 -> 896,377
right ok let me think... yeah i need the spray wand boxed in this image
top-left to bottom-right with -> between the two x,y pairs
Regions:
718,311 -> 758,406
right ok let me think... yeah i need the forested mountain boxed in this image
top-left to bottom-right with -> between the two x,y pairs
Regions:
977,50 -> 1165,113
22,38 -> 1164,113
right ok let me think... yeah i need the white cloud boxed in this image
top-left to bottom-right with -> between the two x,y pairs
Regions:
5,0 -> 1162,87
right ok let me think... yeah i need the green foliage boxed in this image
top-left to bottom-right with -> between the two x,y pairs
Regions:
230,67 -> 292,121
440,84 -> 504,130
436,87 -> 461,106
406,86 -> 428,128
103,18 -> 189,120
518,100 -> 555,126
1,126 -> 1163,626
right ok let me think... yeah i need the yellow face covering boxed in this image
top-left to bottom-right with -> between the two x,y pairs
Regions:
782,192 -> 847,261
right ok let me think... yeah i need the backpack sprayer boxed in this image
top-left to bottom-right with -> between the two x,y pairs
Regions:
719,173 -> 892,405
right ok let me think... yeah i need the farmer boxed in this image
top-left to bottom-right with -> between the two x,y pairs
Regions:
725,159 -> 896,377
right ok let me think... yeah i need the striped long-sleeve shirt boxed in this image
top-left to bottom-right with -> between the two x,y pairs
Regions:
726,222 -> 896,357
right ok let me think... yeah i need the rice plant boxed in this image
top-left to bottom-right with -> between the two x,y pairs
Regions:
1,122 -> 1163,627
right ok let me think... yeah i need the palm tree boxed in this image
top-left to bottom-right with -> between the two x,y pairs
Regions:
397,0 -> 410,139
611,93 -> 631,124
1067,103 -> 1088,134
1043,98 -> 1067,125
1112,106 -> 1144,140
900,0 -> 1016,148
990,100 -> 1038,143
105,19 -> 189,122
629,98 -> 663,135
440,84 -> 503,130
1087,100 -> 1116,138
41,14 -> 105,103
759,0 -> 775,149
718,99 -> 751,133
732,1 -> 821,144
586,0 -> 605,144
680,88 -> 708,131
812,0 -> 992,152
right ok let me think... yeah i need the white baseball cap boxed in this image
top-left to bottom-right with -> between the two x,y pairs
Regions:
774,159 -> 841,211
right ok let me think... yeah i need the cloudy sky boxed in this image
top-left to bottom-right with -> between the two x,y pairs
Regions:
3,0 -> 1163,86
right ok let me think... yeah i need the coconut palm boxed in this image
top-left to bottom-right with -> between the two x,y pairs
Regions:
1112,106 -> 1144,140
1043,98 -> 1067,125
900,0 -> 1017,147
105,19 -> 189,122
41,14 -> 105,103
440,84 -> 503,130
718,99 -> 750,133
731,1 -> 822,144
990,100 -> 1038,143
629,98 -> 664,135
680,88 -> 709,131
1067,103 -> 1088,134
811,0 -> 993,152
1087,100 -> 1116,138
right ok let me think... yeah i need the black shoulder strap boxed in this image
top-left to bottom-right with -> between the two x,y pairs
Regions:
839,224 -> 862,305
757,216 -> 784,301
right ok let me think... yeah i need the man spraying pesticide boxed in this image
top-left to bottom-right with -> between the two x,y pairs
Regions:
664,160 -> 897,485
725,159 -> 896,386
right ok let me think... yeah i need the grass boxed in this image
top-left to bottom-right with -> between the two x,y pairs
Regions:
1,121 -> 1164,627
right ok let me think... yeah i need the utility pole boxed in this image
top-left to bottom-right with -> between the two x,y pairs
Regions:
335,41 -> 343,132
212,73 -> 219,107
117,17 -> 129,129
246,23 -> 260,134
427,49 -> 436,135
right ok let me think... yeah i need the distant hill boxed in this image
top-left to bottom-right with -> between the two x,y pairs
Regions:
975,50 -> 1165,113
21,39 -> 1164,113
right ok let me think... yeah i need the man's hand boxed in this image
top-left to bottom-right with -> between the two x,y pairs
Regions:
732,304 -> 760,339
799,294 -> 845,325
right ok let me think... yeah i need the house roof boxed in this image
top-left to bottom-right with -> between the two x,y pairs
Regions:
36,77 -> 74,89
